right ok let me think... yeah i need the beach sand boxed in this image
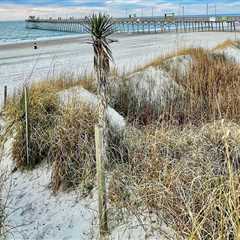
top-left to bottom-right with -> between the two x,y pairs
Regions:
0,31 -> 239,105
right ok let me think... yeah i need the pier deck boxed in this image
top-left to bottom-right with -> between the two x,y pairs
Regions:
25,16 -> 240,34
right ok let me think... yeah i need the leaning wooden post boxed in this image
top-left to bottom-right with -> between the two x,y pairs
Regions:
24,87 -> 30,167
95,125 -> 108,239
4,86 -> 7,108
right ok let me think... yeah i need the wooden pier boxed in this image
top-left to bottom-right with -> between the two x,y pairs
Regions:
25,16 -> 240,34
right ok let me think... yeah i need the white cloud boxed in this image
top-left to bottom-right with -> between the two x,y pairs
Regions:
0,3 -> 108,20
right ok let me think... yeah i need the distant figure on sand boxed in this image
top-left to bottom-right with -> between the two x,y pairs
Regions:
33,42 -> 38,50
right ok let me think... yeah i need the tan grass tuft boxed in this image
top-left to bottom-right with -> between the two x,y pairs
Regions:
5,86 -> 59,168
109,121 -> 240,239
112,48 -> 240,126
34,72 -> 96,94
50,104 -> 97,193
214,40 -> 240,50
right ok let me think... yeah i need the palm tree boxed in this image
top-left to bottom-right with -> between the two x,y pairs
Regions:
85,13 -> 115,237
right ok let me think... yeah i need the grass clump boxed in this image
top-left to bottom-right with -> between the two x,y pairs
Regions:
36,72 -> 96,94
50,104 -> 97,193
4,78 -> 121,192
109,121 -> 240,239
0,173 -> 7,239
109,75 -> 156,125
50,102 -> 125,193
173,49 -> 240,124
128,47 -> 240,126
110,71 -> 181,126
214,40 -> 240,50
5,86 -> 59,169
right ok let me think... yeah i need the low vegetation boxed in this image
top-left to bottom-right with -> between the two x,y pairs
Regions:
112,47 -> 240,127
109,121 -> 240,239
5,86 -> 59,168
214,39 -> 240,50
171,48 -> 240,125
34,72 -> 96,93
0,173 -> 7,239
50,104 -> 97,193
4,78 -> 120,193
2,42 -> 240,239
4,72 -> 96,169
108,45 -> 240,238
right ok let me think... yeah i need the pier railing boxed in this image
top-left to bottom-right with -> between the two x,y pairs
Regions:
25,16 -> 240,34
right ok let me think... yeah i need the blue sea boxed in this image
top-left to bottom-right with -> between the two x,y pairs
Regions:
0,21 -> 79,44
1,14 -> 239,45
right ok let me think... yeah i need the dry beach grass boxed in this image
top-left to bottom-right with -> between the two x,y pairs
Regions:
170,48 -> 240,125
109,121 -> 240,239
119,46 -> 240,126
0,174 -> 6,238
1,41 -> 240,239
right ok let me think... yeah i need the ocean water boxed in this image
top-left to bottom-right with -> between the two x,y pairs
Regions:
1,14 -> 239,45
0,21 -> 79,44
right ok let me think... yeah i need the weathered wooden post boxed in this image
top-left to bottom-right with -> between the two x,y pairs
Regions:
95,125 -> 108,239
24,87 -> 30,167
3,86 -> 7,108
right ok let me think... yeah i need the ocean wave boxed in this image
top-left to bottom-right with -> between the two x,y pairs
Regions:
0,21 -> 81,45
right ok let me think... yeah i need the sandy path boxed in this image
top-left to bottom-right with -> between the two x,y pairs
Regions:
0,31 -> 238,105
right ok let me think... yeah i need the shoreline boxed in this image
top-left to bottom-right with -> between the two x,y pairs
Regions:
0,32 -> 142,50
0,35 -> 87,50
0,31 -> 180,51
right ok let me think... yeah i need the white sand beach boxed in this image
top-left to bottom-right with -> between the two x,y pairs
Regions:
0,31 -> 239,105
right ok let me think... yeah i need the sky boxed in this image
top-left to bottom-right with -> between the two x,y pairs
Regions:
0,0 -> 240,20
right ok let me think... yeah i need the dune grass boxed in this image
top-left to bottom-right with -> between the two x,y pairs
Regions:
0,173 -> 7,240
31,72 -> 96,94
109,121 -> 240,239
4,81 -> 121,193
50,103 -> 97,193
214,39 -> 240,50
5,86 -> 59,169
112,47 -> 240,127
2,42 -> 240,238
50,102 -> 126,193
4,71 -> 96,169
108,45 -> 240,238
139,47 -> 206,71
171,48 -> 240,124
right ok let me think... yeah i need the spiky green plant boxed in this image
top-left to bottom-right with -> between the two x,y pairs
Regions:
85,13 -> 114,128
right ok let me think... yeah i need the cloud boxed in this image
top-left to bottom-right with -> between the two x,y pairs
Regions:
0,1 -> 240,20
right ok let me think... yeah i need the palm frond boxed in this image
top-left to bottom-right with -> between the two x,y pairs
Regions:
84,13 -> 115,71
84,13 -> 115,39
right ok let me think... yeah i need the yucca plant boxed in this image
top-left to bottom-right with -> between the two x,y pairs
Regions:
85,13 -> 115,237
85,13 -> 114,129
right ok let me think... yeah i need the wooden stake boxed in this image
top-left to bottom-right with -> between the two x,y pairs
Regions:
24,87 -> 30,167
4,86 -> 7,108
95,125 -> 108,239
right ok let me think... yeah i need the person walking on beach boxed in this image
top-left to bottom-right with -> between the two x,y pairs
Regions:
33,42 -> 38,50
